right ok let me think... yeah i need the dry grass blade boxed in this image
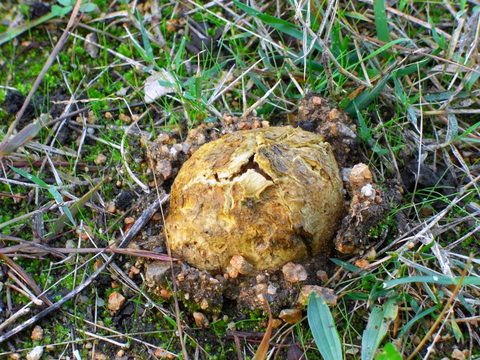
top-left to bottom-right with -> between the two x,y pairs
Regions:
0,254 -> 52,306
407,257 -> 473,360
253,295 -> 274,360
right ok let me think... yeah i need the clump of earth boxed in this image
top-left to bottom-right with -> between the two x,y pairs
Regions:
140,95 -> 403,319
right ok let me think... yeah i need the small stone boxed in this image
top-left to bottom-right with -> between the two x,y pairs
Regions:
297,285 -> 337,307
26,346 -> 43,360
193,312 -> 209,327
361,184 -> 375,198
105,202 -> 116,213
87,110 -> 96,124
128,266 -> 140,278
117,349 -> 125,357
160,288 -> 172,299
451,349 -> 466,360
365,247 -> 377,260
354,259 -> 370,268
31,325 -> 44,341
152,212 -> 163,221
271,319 -> 283,329
76,225 -> 93,240
158,160 -> 173,179
225,266 -> 239,278
267,285 -> 277,295
200,298 -> 209,310
282,262 -> 308,282
229,255 -> 254,275
328,108 -> 342,120
93,351 -> 109,360
108,291 -> 125,311
254,284 -> 268,295
125,217 -> 135,225
145,262 -> 173,287
349,163 -> 373,189
316,270 -> 328,282
256,274 -> 266,283
279,308 -> 303,324
155,348 -> 175,359
9,353 -> 21,360
119,113 -> 131,123
94,153 -> 107,165
345,347 -> 360,356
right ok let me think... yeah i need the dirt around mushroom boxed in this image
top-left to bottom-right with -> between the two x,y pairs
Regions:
142,96 -> 403,316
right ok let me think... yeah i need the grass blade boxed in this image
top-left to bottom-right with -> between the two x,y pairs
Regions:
384,275 -> 480,288
308,293 -> 343,360
9,166 -> 76,227
0,121 -> 43,156
373,0 -> 391,43
50,178 -> 106,237
9,166 -> 49,188
0,12 -> 56,46
361,297 -> 398,360
376,343 -> 403,360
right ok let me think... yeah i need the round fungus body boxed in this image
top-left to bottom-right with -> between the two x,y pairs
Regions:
164,126 -> 344,273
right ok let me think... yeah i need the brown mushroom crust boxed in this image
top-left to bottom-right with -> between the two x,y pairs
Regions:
164,126 -> 344,273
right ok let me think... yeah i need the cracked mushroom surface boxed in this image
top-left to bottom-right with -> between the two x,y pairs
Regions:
164,126 -> 345,273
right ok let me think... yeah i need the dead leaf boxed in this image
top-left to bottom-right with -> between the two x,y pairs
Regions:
143,69 -> 177,104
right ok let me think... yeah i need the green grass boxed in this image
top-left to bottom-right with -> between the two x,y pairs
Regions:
1,0 -> 480,358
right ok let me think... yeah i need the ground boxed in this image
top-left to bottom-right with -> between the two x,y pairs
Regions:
0,1 -> 480,359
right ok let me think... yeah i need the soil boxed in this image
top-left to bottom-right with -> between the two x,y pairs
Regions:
137,95 -> 403,318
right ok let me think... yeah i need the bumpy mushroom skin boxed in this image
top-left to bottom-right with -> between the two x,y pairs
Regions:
165,126 -> 344,273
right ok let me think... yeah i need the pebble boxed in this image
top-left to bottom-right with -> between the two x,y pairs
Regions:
349,163 -> 373,189
229,255 -> 254,275
92,351 -> 109,360
200,298 -> 209,310
108,291 -> 125,311
105,202 -> 116,213
94,153 -> 107,165
193,312 -> 209,327
451,349 -> 466,360
297,285 -> 337,307
124,217 -> 135,224
316,270 -> 328,282
354,259 -> 370,268
145,262 -> 172,287
282,262 -> 308,282
154,348 -> 175,359
31,325 -> 44,341
225,266 -> 239,278
26,346 -> 43,360
267,285 -> 277,295
254,284 -> 268,295
279,308 -> 303,324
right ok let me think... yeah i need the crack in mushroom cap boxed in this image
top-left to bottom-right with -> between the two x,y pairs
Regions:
164,126 -> 345,273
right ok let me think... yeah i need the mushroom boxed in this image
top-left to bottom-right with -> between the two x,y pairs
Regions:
164,126 -> 344,273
